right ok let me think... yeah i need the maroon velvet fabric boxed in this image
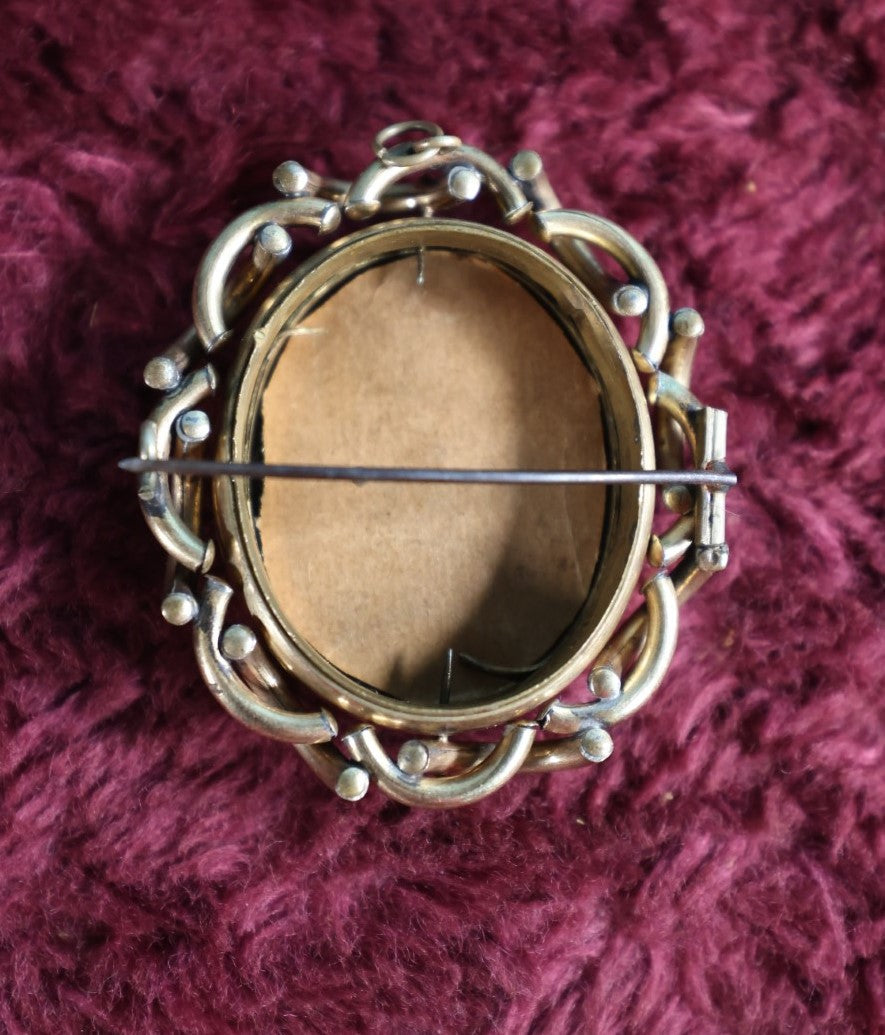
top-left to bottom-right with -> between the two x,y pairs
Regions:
1,2 -> 883,1032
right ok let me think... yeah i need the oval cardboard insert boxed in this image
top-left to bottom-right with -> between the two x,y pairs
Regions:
255,249 -> 607,708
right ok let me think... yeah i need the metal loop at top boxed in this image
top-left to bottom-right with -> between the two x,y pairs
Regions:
373,120 -> 461,168
346,145 -> 530,223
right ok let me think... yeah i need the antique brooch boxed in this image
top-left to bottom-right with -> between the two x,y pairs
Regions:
124,121 -> 735,807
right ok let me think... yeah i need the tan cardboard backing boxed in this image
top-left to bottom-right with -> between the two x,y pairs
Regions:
256,250 -> 607,705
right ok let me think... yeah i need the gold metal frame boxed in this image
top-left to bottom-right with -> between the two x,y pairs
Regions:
215,218 -> 655,735
130,121 -> 735,806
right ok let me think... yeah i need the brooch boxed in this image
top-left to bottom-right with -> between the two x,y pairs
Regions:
124,121 -> 735,807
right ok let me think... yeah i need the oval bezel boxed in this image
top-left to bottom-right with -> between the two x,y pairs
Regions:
214,218 -> 655,734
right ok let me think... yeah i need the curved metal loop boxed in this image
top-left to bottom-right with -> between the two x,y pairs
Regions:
220,623 -> 285,698
309,173 -> 453,216
345,145 -> 531,224
411,135 -> 462,157
648,371 -> 704,453
137,366 -> 217,572
145,365 -> 217,452
534,209 -> 670,372
648,513 -> 694,569
194,577 -> 337,745
372,120 -> 461,167
586,550 -> 711,690
525,731 -> 608,772
341,723 -> 537,808
193,196 -> 341,351
295,744 -> 371,802
395,730 -> 610,776
510,150 -> 638,319
541,572 -> 679,734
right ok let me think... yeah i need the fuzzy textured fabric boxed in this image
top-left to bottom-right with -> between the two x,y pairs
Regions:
1,1 -> 883,1032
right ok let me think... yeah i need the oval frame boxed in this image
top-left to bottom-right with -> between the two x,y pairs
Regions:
215,218 -> 655,734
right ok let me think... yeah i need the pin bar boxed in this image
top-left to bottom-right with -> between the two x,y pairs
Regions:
120,457 -> 737,488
